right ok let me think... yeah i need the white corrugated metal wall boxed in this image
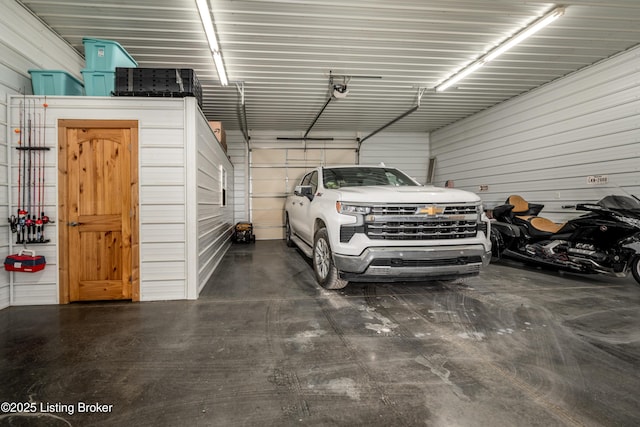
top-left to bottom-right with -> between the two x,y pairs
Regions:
0,0 -> 85,309
227,131 -> 249,223
359,132 -> 430,184
431,45 -> 640,222
195,108 -> 234,294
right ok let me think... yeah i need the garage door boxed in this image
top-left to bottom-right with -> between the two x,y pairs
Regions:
250,148 -> 357,239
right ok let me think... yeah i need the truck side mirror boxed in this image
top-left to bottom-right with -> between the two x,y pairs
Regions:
294,185 -> 314,200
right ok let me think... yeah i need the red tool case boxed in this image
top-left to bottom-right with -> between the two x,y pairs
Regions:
4,249 -> 46,273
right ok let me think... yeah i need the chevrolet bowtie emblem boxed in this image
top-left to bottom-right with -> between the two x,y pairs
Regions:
418,206 -> 443,215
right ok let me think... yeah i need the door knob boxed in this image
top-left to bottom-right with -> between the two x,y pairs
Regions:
67,221 -> 79,227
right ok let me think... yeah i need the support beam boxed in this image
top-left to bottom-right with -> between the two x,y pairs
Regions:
235,82 -> 250,144
358,88 -> 426,148
304,97 -> 332,139
358,105 -> 419,147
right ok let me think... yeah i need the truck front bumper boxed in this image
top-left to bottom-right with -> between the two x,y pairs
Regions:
333,245 -> 491,282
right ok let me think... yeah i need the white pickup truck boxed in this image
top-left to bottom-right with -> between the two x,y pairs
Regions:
284,165 -> 492,289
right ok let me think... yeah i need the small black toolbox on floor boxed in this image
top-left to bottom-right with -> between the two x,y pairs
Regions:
114,67 -> 202,107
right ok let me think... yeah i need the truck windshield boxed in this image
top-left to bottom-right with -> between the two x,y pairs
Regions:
322,167 -> 419,189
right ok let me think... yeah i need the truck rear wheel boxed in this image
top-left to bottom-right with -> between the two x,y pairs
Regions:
313,227 -> 348,290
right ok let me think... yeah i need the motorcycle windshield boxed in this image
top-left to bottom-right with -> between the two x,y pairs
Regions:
598,194 -> 640,210
592,185 -> 640,215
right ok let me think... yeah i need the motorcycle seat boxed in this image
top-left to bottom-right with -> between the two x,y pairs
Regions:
527,217 -> 566,234
514,215 -> 566,234
507,195 -> 530,214
506,195 -> 544,216
506,195 -> 566,233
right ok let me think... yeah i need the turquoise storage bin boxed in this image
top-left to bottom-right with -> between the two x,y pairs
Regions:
82,70 -> 115,96
28,70 -> 84,95
82,37 -> 138,70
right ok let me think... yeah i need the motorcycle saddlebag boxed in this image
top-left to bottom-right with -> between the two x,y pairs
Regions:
4,249 -> 46,273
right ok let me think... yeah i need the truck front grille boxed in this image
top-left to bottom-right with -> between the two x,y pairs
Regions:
365,204 -> 479,241
370,205 -> 477,216
370,256 -> 483,267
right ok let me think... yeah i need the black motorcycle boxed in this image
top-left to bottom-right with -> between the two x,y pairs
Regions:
489,190 -> 640,286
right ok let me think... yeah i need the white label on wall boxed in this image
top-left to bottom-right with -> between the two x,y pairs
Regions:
587,175 -> 608,185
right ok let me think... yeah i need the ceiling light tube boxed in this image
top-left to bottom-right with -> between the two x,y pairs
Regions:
196,0 -> 219,51
213,51 -> 229,86
436,6 -> 565,92
484,7 -> 565,62
436,61 -> 485,92
196,0 -> 229,86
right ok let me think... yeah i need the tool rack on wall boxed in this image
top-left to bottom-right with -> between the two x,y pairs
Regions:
5,97 -> 53,276
7,98 -> 52,246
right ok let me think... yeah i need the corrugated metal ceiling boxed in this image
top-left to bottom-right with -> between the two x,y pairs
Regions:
18,0 -> 640,134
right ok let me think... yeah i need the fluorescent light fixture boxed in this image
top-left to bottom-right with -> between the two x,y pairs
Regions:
436,6 -> 565,92
484,7 -> 565,62
196,0 -> 228,86
213,51 -> 229,86
436,61 -> 485,93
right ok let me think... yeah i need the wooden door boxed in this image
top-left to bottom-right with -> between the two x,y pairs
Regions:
58,120 -> 139,302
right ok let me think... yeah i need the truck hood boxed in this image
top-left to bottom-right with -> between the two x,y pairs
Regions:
333,185 -> 481,204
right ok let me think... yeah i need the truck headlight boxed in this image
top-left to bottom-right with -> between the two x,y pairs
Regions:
336,202 -> 371,215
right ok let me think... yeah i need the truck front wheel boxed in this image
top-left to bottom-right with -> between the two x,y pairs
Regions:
313,227 -> 348,290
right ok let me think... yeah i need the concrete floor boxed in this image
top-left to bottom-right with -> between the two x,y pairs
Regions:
1,240 -> 639,427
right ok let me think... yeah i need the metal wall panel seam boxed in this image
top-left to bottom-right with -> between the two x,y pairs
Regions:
184,98 -> 198,300
3,92 -> 11,308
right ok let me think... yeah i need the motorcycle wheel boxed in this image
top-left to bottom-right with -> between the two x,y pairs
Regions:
631,257 -> 640,287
